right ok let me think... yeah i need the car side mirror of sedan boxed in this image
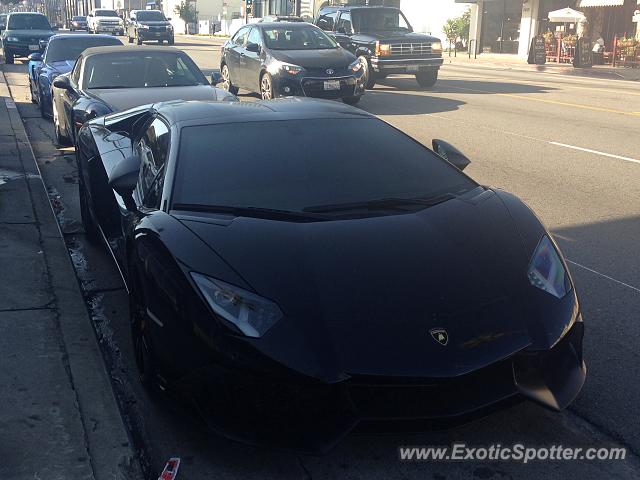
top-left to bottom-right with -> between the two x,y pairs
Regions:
246,42 -> 261,53
432,139 -> 471,171
108,155 -> 141,210
53,75 -> 72,90
210,72 -> 222,85
28,52 -> 43,62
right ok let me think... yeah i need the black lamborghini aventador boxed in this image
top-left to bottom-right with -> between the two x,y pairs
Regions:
76,98 -> 585,452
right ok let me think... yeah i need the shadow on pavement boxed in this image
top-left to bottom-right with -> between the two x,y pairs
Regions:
376,76 -> 557,95
360,90 -> 465,116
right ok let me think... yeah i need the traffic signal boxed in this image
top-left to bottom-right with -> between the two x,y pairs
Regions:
246,0 -> 253,14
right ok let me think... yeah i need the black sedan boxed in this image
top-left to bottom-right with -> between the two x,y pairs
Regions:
51,46 -> 234,146
221,22 -> 365,104
77,98 -> 585,451
70,15 -> 88,31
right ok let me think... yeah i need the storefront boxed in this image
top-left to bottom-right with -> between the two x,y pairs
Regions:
576,0 -> 639,49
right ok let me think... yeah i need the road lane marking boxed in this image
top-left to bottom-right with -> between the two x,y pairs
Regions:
440,83 -> 640,116
549,142 -> 640,165
567,260 -> 640,294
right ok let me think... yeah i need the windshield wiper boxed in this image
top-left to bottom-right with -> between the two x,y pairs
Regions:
303,194 -> 455,214
172,203 -> 326,222
88,85 -> 130,89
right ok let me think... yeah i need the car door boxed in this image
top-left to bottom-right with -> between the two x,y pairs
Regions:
226,26 -> 250,88
334,11 -> 355,51
241,27 -> 265,91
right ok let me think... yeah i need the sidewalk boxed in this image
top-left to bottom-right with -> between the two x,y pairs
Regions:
445,52 -> 640,81
0,71 -> 141,479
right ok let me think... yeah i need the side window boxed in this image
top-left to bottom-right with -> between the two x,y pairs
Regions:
247,27 -> 263,47
336,12 -> 352,34
71,58 -> 82,85
317,11 -> 336,31
137,118 -> 170,208
232,26 -> 250,46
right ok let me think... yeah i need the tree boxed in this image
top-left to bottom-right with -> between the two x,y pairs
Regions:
456,8 -> 471,48
174,1 -> 198,34
443,18 -> 460,52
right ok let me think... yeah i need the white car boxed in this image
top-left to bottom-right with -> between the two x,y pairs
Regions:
87,9 -> 124,35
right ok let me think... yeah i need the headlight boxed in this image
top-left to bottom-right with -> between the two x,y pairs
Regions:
166,24 -> 173,30
191,272 -> 283,338
527,235 -> 571,299
6,36 -> 19,42
431,42 -> 443,53
279,63 -> 304,75
375,41 -> 391,56
349,58 -> 363,72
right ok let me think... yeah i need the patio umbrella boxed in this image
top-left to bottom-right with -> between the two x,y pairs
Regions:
548,7 -> 586,23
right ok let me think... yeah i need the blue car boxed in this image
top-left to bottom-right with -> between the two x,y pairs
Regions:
28,33 -> 122,118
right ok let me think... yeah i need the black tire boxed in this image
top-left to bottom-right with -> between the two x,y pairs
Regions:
30,82 -> 37,103
359,55 -> 376,89
136,34 -> 143,45
168,37 -> 174,45
342,95 -> 361,106
129,270 -> 162,393
54,113 -> 70,147
79,177 -> 99,243
260,72 -> 274,100
5,51 -> 14,64
416,69 -> 438,89
221,63 -> 239,95
39,89 -> 48,118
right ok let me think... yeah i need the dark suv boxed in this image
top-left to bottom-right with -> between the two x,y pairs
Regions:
315,6 -> 443,89
127,9 -> 174,45
1,12 -> 55,64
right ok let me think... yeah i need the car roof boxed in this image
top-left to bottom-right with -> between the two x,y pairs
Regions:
256,22 -> 317,29
7,11 -> 47,16
153,98 -> 374,125
48,33 -> 119,41
81,45 -> 178,57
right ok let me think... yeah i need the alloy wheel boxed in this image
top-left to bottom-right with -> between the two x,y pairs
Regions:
261,74 -> 273,100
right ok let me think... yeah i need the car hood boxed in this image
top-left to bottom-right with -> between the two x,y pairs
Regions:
138,20 -> 170,26
47,60 -> 74,75
87,85 -> 222,111
178,189 -> 547,382
271,48 -> 356,69
359,31 -> 440,43
5,29 -> 54,39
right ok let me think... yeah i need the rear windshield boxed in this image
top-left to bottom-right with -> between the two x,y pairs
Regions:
263,25 -> 337,50
95,10 -> 119,17
83,51 -> 207,89
172,119 -> 476,213
45,36 -> 122,63
7,14 -> 51,30
136,10 -> 166,21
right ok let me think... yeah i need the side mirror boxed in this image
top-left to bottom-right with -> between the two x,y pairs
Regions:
28,52 -> 43,62
246,42 -> 260,53
108,155 -> 140,208
210,72 -> 222,85
53,75 -> 72,90
166,17 -> 171,21
432,139 -> 471,171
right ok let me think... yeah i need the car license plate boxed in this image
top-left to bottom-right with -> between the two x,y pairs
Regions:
406,65 -> 419,73
29,45 -> 39,51
324,80 -> 341,91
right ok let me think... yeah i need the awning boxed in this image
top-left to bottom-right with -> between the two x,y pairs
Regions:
548,7 -> 587,23
577,0 -> 624,7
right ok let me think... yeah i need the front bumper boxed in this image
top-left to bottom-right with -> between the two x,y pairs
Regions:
172,319 -> 585,453
274,72 -> 365,100
138,30 -> 173,41
3,43 -> 45,57
371,56 -> 444,74
95,25 -> 124,34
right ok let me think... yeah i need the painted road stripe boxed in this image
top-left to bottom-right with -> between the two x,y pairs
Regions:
549,142 -> 640,165
567,260 -> 640,294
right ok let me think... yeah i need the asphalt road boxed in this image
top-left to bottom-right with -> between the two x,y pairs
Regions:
3,34 -> 640,479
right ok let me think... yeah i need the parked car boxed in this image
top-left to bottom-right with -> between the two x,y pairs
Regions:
315,5 -> 443,89
28,34 -> 123,118
51,46 -> 233,147
1,12 -> 55,64
75,98 -> 585,451
87,9 -> 124,35
220,22 -> 365,104
127,9 -> 174,45
70,15 -> 88,31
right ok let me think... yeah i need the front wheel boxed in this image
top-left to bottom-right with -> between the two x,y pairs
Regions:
4,51 -> 14,64
167,37 -> 174,45
53,110 -> 70,147
221,64 -> 239,95
79,177 -> 99,243
359,56 -> 376,89
39,89 -> 48,118
416,69 -> 438,89
260,72 -> 274,100
136,33 -> 143,45
342,95 -> 361,106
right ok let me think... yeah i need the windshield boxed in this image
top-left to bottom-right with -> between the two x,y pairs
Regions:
263,26 -> 337,50
7,14 -> 52,30
136,10 -> 166,21
84,51 -> 206,89
172,119 -> 475,214
354,8 -> 411,32
45,37 -> 121,63
95,10 -> 118,17
72,16 -> 86,21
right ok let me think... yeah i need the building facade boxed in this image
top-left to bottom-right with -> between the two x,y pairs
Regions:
464,0 -> 639,58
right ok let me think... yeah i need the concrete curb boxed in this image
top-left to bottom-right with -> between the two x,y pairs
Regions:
0,69 -> 142,480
